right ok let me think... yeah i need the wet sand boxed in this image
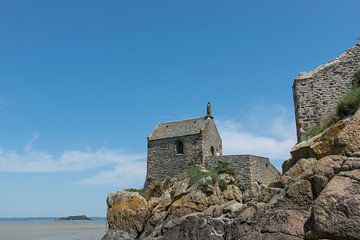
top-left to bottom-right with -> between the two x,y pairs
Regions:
0,221 -> 107,240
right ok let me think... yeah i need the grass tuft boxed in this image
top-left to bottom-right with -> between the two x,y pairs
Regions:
218,179 -> 228,192
215,161 -> 235,175
304,114 -> 338,139
140,181 -> 162,200
336,87 -> 360,119
188,164 -> 209,185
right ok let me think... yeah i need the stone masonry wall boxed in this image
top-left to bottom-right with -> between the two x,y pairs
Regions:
293,43 -> 360,142
249,155 -> 279,186
205,155 -> 252,189
145,134 -> 203,186
202,119 -> 223,158
206,155 -> 279,189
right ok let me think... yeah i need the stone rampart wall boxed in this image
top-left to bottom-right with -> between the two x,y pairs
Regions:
293,43 -> 360,142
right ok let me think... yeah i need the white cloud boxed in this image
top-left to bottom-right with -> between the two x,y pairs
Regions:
76,160 -> 146,186
218,104 -> 296,162
0,132 -> 146,186
0,144 -> 146,186
0,146 -> 145,173
219,121 -> 294,160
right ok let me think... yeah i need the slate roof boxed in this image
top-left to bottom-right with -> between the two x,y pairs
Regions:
148,117 -> 210,141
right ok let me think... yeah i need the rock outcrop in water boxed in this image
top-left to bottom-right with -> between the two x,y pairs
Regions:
102,109 -> 360,240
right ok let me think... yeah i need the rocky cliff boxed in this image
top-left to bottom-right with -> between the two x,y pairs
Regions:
103,109 -> 360,240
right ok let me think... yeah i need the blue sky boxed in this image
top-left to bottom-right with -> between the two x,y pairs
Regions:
0,0 -> 359,217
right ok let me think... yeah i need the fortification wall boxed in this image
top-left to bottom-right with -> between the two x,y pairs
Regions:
249,155 -> 279,186
206,155 -> 279,189
206,155 -> 252,188
145,134 -> 203,186
293,43 -> 360,142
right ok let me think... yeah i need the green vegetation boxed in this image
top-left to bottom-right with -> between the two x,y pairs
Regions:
304,114 -> 338,140
188,164 -> 211,185
123,178 -> 173,200
141,178 -> 173,200
218,179 -> 228,192
305,70 -> 360,139
129,162 -> 236,198
187,163 -> 231,193
215,161 -> 235,175
187,161 -> 236,195
146,181 -> 162,198
336,87 -> 360,119
123,188 -> 142,193
187,161 -> 235,186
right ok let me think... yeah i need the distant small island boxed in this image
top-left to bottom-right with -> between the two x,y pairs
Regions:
57,215 -> 91,221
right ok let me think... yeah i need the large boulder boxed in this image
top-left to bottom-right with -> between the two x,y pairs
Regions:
104,192 -> 149,240
273,179 -> 313,211
222,185 -> 243,202
226,204 -> 308,240
336,109 -> 360,156
312,155 -> 346,178
284,158 -> 317,178
170,195 -> 206,218
290,109 -> 360,167
154,213 -> 226,240
171,178 -> 190,198
290,120 -> 347,161
213,200 -> 244,218
306,169 -> 360,239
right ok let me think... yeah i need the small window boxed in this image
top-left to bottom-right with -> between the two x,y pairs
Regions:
210,146 -> 215,156
176,141 -> 184,154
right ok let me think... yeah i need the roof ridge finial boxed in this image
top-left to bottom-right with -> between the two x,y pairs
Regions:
206,102 -> 213,119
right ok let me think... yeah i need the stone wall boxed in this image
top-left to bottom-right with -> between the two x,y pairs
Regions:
249,155 -> 279,186
206,155 -> 251,188
205,155 -> 279,189
202,119 -> 222,157
145,134 -> 203,186
293,43 -> 360,142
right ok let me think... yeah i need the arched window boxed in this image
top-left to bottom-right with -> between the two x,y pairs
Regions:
176,141 -> 184,154
210,146 -> 215,156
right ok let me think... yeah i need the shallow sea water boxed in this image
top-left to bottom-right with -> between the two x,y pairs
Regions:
0,220 -> 107,240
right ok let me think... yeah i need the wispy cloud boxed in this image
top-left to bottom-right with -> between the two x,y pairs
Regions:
0,134 -> 146,186
218,104 -> 296,167
219,121 -> 294,160
25,132 -> 40,151
76,160 -> 146,185
0,146 -> 145,173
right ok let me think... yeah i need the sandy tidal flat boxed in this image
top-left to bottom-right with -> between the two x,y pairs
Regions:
0,220 -> 107,240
